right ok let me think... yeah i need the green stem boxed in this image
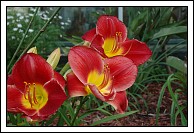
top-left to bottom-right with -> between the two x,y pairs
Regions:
20,7 -> 62,54
7,7 -> 39,71
70,96 -> 88,126
59,62 -> 70,75
8,7 -> 62,74
21,7 -> 62,56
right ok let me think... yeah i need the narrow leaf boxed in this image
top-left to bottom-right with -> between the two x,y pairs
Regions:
166,56 -> 187,74
90,110 -> 138,126
152,26 -> 187,40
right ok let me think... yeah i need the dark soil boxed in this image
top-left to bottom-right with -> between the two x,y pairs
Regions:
80,82 -> 187,126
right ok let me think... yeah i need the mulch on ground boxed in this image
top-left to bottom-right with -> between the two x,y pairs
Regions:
81,82 -> 187,126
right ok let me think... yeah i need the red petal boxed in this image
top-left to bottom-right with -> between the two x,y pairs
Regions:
107,91 -> 128,114
88,84 -> 106,101
96,15 -> 127,41
8,108 -> 21,113
8,75 -> 14,85
38,79 -> 67,116
90,35 -> 107,57
7,85 -> 23,113
119,41 -> 133,55
11,53 -> 54,92
66,72 -> 88,97
88,84 -> 116,102
23,114 -> 50,121
105,56 -> 137,92
17,107 -> 37,116
54,71 -> 66,88
82,28 -> 96,42
23,114 -> 48,122
125,39 -> 152,66
7,85 -> 37,116
68,46 -> 104,84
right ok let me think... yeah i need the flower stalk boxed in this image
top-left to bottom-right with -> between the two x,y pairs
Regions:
70,96 -> 88,126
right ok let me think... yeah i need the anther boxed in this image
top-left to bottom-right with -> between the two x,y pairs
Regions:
115,32 -> 122,43
116,32 -> 122,36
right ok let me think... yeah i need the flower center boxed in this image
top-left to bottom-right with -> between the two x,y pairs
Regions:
22,82 -> 48,110
102,32 -> 123,57
86,65 -> 112,95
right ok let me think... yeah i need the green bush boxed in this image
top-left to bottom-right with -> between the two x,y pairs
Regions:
7,7 -> 64,64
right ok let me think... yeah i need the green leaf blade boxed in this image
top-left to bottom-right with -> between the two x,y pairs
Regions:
152,26 -> 187,40
90,110 -> 138,126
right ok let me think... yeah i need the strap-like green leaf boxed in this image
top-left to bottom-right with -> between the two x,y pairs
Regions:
166,56 -> 187,74
152,26 -> 187,40
90,110 -> 138,126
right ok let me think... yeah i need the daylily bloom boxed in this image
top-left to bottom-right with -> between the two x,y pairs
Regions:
82,15 -> 152,66
67,46 -> 137,113
7,53 -> 67,121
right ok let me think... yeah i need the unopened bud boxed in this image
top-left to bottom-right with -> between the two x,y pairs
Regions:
47,48 -> 61,69
27,46 -> 37,54
83,41 -> 90,46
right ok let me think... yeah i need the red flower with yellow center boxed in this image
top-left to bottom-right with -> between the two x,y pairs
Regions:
67,46 -> 137,113
82,15 -> 152,66
7,53 -> 67,120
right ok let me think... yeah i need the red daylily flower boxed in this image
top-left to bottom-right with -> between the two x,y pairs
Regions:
82,15 -> 152,66
67,46 -> 137,113
7,53 -> 67,121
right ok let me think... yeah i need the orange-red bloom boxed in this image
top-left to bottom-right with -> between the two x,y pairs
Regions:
67,46 -> 137,113
7,53 -> 67,121
82,15 -> 152,66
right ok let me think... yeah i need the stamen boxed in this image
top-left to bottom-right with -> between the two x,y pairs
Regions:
23,82 -> 39,108
110,32 -> 123,54
116,32 -> 122,40
33,83 -> 38,104
98,65 -> 110,90
123,42 -> 133,56
27,83 -> 33,108
111,38 -> 118,53
115,32 -> 119,43
23,82 -> 29,100
116,32 -> 122,46
118,32 -> 122,42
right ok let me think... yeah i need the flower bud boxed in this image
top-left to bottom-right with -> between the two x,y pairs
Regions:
27,46 -> 37,54
83,41 -> 90,46
47,48 -> 60,69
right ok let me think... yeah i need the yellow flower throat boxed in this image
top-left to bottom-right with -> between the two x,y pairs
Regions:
22,82 -> 48,110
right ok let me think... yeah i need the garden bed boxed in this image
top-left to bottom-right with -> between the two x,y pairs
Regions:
81,82 -> 187,126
